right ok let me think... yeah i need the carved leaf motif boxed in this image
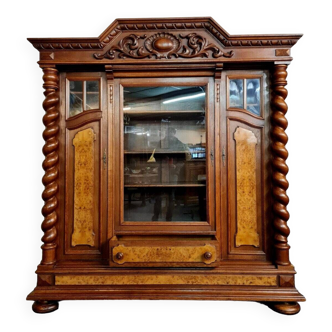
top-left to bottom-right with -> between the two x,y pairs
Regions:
179,33 -> 233,58
93,32 -> 234,60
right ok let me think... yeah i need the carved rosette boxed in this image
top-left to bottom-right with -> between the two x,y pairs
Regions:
40,67 -> 59,265
271,64 -> 291,266
94,32 -> 233,60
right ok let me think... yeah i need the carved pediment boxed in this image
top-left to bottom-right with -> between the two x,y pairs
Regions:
94,32 -> 234,60
28,17 -> 302,63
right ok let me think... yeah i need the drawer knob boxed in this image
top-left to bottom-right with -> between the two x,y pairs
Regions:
115,252 -> 124,260
204,251 -> 212,260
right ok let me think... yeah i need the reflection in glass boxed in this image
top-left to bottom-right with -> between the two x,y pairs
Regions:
85,81 -> 100,110
229,79 -> 244,108
246,79 -> 260,115
123,86 -> 207,222
123,86 -> 206,111
69,81 -> 83,117
69,80 -> 100,117
124,187 -> 206,222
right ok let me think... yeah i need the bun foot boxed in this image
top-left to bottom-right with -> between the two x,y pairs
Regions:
274,302 -> 302,315
32,300 -> 59,314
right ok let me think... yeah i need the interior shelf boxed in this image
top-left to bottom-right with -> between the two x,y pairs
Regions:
123,110 -> 205,114
124,150 -> 193,154
125,182 -> 206,188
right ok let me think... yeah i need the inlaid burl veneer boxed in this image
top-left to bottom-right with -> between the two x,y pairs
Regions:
27,17 -> 305,315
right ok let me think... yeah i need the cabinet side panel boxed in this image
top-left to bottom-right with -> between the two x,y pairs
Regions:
227,119 -> 265,259
65,122 -> 101,255
234,127 -> 259,247
71,128 -> 96,247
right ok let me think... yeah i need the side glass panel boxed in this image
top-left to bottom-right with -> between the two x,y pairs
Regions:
123,86 -> 207,222
229,79 -> 244,108
85,81 -> 100,110
246,79 -> 260,116
228,77 -> 261,116
69,81 -> 83,117
69,80 -> 100,117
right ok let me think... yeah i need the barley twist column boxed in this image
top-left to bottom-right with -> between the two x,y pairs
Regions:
40,67 -> 59,265
271,64 -> 291,266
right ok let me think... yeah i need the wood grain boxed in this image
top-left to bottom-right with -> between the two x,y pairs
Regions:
27,17 -> 304,315
71,128 -> 96,247
112,244 -> 216,264
55,274 -> 277,286
234,127 -> 259,247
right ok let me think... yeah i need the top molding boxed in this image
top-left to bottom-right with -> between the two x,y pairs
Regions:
28,17 -> 302,64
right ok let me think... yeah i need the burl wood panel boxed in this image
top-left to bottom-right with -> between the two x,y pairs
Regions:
71,128 -> 96,247
234,127 -> 259,247
55,274 -> 277,286
112,244 -> 216,265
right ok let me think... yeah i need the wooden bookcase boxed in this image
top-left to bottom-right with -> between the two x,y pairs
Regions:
27,17 -> 305,315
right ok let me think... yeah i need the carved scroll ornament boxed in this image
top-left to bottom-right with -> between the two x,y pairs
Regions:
94,32 -> 234,60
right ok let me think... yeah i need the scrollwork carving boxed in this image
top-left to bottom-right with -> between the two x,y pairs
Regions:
94,32 -> 233,60
178,33 -> 233,58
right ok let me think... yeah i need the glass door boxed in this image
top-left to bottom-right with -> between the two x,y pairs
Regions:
115,77 -> 215,233
112,77 -> 216,236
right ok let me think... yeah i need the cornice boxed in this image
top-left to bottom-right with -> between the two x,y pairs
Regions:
28,17 -> 302,51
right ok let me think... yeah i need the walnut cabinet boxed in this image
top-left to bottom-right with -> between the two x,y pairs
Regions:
27,17 -> 305,315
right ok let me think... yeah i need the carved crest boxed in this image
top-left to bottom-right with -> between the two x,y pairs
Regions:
94,32 -> 234,60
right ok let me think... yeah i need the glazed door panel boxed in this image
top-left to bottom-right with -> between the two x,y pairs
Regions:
59,72 -> 108,260
108,76 -> 219,267
221,70 -> 271,261
111,77 -> 217,236
227,119 -> 266,258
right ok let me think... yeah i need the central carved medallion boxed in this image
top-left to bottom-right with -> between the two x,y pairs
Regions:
148,33 -> 179,52
94,32 -> 234,60
145,33 -> 181,58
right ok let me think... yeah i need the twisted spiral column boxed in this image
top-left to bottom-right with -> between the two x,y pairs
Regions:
40,67 -> 59,265
271,64 -> 291,266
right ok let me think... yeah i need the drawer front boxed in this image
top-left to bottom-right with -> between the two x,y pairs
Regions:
111,244 -> 217,265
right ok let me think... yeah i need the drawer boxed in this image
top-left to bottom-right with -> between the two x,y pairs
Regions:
109,238 -> 219,267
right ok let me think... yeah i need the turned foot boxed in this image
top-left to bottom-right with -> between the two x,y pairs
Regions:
274,302 -> 302,315
32,300 -> 59,314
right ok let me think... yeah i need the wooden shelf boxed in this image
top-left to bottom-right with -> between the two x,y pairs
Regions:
123,110 -> 205,114
125,183 -> 206,188
124,150 -> 190,154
